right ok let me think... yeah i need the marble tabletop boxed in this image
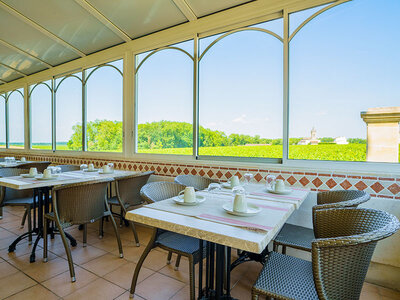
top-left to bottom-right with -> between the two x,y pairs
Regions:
126,185 -> 310,253
0,169 -> 138,190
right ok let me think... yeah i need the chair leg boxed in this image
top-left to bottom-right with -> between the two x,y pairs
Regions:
27,207 -> 32,245
21,208 -> 28,228
167,251 -> 172,264
83,224 -> 87,247
282,245 -> 286,255
109,214 -> 123,258
129,221 -> 140,247
251,292 -> 259,300
175,254 -> 182,271
43,216 -> 48,262
120,207 -> 123,228
273,242 -> 277,252
188,255 -> 195,300
99,217 -> 104,239
56,219 -> 76,282
0,206 -> 3,219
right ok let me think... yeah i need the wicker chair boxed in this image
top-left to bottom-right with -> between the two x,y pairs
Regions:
18,161 -> 51,173
104,171 -> 154,246
252,207 -> 400,300
56,164 -> 80,172
130,181 -> 203,300
174,174 -> 217,191
0,168 -> 35,243
273,190 -> 370,253
43,178 -> 123,282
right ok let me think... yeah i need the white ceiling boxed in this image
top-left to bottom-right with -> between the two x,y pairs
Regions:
0,0 -> 252,85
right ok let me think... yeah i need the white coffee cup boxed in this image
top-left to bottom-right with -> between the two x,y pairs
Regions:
230,176 -> 240,188
178,186 -> 196,203
275,179 -> 285,192
233,193 -> 248,213
20,157 -> 26,162
43,169 -> 52,179
29,167 -> 37,176
88,163 -> 94,171
102,165 -> 110,173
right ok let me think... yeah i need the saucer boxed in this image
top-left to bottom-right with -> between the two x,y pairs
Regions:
266,187 -> 292,195
174,195 -> 206,206
98,170 -> 114,174
21,174 -> 36,178
223,203 -> 261,216
36,176 -> 57,180
84,169 -> 98,172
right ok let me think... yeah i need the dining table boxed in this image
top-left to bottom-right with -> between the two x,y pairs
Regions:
125,183 -> 310,300
0,169 -> 139,262
0,160 -> 34,168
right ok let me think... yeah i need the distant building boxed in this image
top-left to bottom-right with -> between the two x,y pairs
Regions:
298,127 -> 321,145
334,136 -> 348,144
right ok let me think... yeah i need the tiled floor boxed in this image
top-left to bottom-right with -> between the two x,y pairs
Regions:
1,206 -> 400,300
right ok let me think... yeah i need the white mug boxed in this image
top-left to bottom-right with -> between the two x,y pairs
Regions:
20,157 -> 26,162
88,163 -> 95,171
275,179 -> 285,192
29,167 -> 37,176
230,176 -> 240,188
43,169 -> 52,178
233,193 -> 248,213
102,165 -> 110,173
178,186 -> 196,203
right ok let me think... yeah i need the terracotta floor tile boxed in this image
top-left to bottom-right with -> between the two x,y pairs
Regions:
103,261 -> 154,289
0,241 -> 38,261
0,227 -> 17,240
42,266 -> 99,297
0,234 -> 23,250
169,285 -> 199,300
6,284 -> 59,300
56,244 -> 107,265
112,244 -> 146,263
142,249 -> 170,271
81,253 -> 127,277
23,256 -> 70,282
0,260 -> 19,279
91,235 -> 132,253
63,277 -> 125,300
114,290 -> 145,300
0,271 -> 36,299
0,214 -> 22,225
7,250 -> 57,271
135,272 -> 186,300
377,285 -> 400,299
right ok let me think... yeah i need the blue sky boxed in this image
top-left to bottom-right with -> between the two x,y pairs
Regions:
1,0 -> 399,143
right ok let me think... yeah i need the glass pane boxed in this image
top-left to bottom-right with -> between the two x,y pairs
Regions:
86,60 -> 123,152
289,0 -> 400,163
199,26 -> 283,158
136,41 -> 193,155
0,95 -> 5,148
55,74 -> 82,151
30,81 -> 52,150
8,89 -> 24,149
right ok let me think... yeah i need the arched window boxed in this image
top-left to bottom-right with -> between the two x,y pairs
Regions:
85,59 -> 123,152
289,0 -> 400,163
55,73 -> 83,151
199,24 -> 283,160
29,81 -> 52,150
7,88 -> 24,149
136,40 -> 194,155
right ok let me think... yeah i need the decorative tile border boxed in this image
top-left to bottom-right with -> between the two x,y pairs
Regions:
1,153 -> 399,200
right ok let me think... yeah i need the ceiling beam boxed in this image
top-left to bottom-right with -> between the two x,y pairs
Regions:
0,39 -> 53,69
172,0 -> 197,21
74,0 -> 131,42
0,79 -> 6,84
0,62 -> 27,76
0,1 -> 86,57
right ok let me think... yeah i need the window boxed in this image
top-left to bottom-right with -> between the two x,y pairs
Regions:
136,40 -> 194,155
7,88 -> 24,149
0,94 -> 5,148
86,59 -> 123,152
29,81 -> 52,150
198,25 -> 283,159
55,73 -> 83,151
289,0 -> 400,163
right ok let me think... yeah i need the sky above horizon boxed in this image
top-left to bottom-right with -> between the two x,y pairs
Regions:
1,0 -> 399,143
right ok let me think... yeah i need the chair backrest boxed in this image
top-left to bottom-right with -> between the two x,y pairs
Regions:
0,168 -> 33,203
116,171 -> 154,208
56,164 -> 80,172
312,208 -> 400,300
174,174 -> 217,191
19,161 -> 51,172
52,178 -> 112,225
316,190 -> 370,208
140,181 -> 186,203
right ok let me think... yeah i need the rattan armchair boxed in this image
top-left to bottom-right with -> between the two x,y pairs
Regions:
174,174 -> 217,191
0,168 -> 35,243
43,178 -> 123,282
273,190 -> 370,253
56,164 -> 80,172
252,207 -> 400,300
129,181 -> 203,300
104,171 -> 154,246
19,161 -> 51,172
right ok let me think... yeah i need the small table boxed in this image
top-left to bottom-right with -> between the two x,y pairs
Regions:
126,185 -> 309,299
0,169 -> 138,262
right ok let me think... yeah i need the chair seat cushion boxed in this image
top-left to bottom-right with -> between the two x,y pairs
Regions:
274,223 -> 314,251
157,232 -> 201,256
3,197 -> 34,206
253,252 -> 318,300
